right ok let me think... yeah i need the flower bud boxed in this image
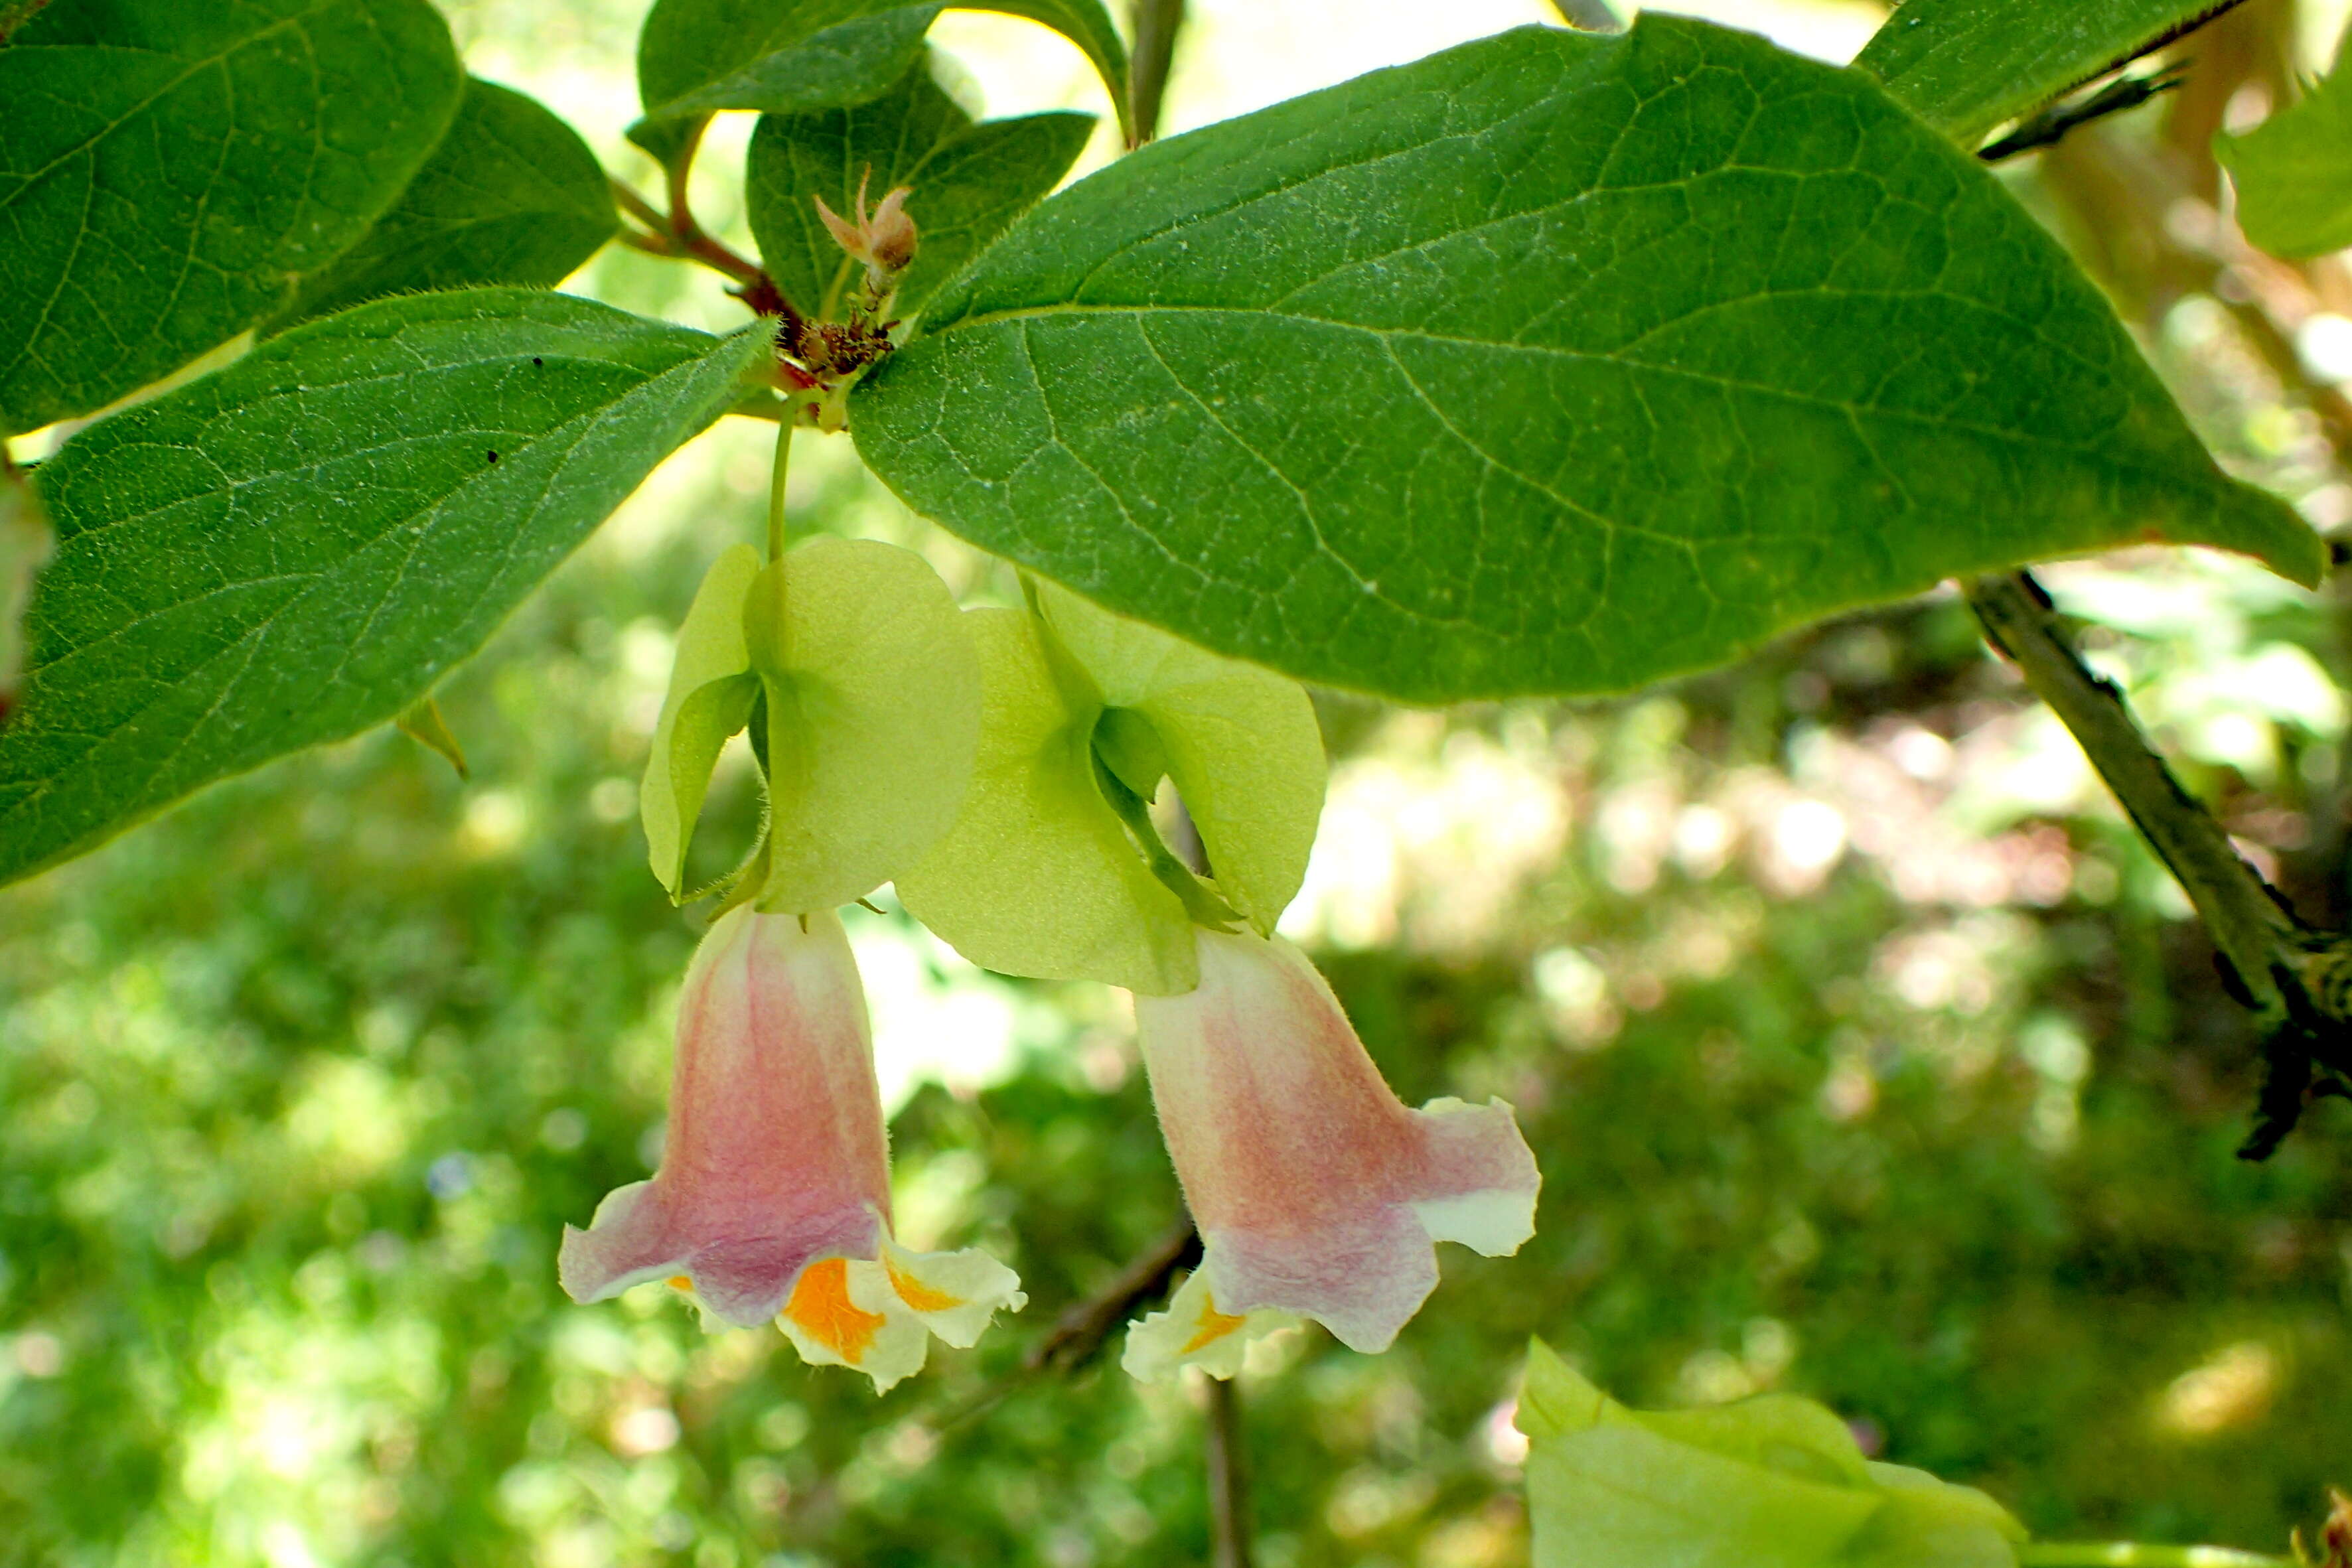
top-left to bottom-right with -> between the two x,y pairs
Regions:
814,171 -> 919,289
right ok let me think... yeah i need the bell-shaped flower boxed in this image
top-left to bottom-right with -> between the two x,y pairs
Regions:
1514,1339 -> 2027,1568
639,537 -> 980,913
896,582 -> 1325,995
1122,929 -> 1539,1379
558,905 -> 1023,1390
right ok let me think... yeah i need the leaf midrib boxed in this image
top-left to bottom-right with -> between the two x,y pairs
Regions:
911,301 -> 2186,470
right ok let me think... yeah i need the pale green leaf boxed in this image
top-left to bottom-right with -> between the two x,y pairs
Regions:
853,16 -> 2317,704
637,0 -> 1126,137
271,78 -> 619,331
1033,583 -> 1322,937
2215,36 -> 2352,259
642,541 -> 763,893
894,606 -> 1199,995
0,291 -> 771,887
745,52 -> 1092,322
1516,1338 -> 2026,1568
743,536 -> 981,913
1854,0 -> 2236,145
0,0 -> 465,431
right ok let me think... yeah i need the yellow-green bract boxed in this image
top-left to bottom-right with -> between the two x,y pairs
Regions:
2215,29 -> 2352,260
640,537 -> 980,914
895,583 -> 1324,995
1517,1338 -> 2025,1568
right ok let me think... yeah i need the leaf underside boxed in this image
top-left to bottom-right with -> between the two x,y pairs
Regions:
851,15 -> 2317,704
0,290 -> 768,887
0,0 -> 465,432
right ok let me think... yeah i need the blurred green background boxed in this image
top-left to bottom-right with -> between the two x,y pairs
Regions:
6,1 -> 2352,1565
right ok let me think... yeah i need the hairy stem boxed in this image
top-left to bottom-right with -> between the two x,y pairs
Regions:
609,177 -> 769,287
767,422 -> 792,562
1127,0 -> 1186,146
1205,1375 -> 1254,1568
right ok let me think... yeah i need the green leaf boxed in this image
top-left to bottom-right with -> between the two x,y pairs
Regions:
745,52 -> 1092,322
1031,582 -> 1321,937
895,606 -> 1199,995
636,0 -> 1128,138
1854,0 -> 2233,145
851,16 -> 2319,705
740,535 -> 981,914
0,289 -> 770,887
642,541 -> 763,894
270,78 -> 619,332
2215,37 -> 2352,259
1517,1339 -> 2025,1568
0,0 -> 464,433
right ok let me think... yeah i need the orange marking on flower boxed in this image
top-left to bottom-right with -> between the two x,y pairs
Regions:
1181,1291 -> 1250,1355
668,1276 -> 693,1291
784,1257 -> 886,1362
885,1257 -> 964,1314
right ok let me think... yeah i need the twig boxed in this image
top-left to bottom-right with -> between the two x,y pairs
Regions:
1968,572 -> 2352,1152
1205,1375 -> 1254,1568
927,1218 -> 1199,1436
1127,0 -> 1186,147
1978,65 -> 2189,162
609,176 -> 776,293
1968,571 -> 2294,1000
1024,1219 -> 1200,1376
0,0 -> 52,44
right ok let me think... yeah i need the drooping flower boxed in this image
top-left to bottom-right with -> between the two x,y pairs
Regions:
559,904 -> 1022,1390
1514,1339 -> 2027,1568
1122,929 -> 1539,1379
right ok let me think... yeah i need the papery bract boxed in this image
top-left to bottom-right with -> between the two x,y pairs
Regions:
1515,1339 -> 2027,1568
897,585 -> 1323,995
1122,929 -> 1538,1378
558,905 -> 1021,1390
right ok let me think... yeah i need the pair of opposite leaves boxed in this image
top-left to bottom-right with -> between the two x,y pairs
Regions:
640,537 -> 1326,994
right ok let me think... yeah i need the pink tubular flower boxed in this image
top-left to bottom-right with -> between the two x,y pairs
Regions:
559,906 -> 1021,1390
1124,930 -> 1540,1380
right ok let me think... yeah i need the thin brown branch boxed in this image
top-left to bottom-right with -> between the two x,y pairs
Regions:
609,176 -> 775,291
0,0 -> 52,44
1968,571 -> 2296,1001
1205,1375 -> 1254,1568
1024,1219 -> 1200,1376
